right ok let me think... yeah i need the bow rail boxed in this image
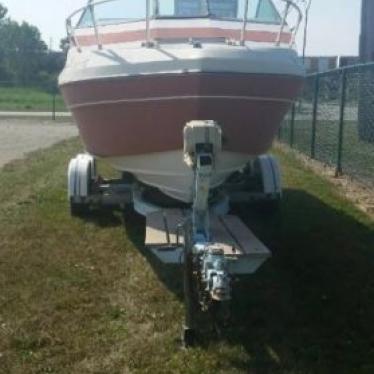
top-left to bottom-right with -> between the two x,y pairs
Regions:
65,0 -> 305,51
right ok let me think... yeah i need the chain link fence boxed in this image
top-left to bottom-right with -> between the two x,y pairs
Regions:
279,62 -> 374,188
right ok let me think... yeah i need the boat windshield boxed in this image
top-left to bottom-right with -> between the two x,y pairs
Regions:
78,0 -> 282,28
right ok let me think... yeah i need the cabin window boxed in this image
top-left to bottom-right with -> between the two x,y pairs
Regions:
78,1 -> 147,27
77,0 -> 282,28
161,0 -> 281,23
234,0 -> 283,23
253,0 -> 283,23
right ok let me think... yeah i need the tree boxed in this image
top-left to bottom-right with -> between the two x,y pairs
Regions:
0,3 -> 7,21
0,20 -> 48,84
60,37 -> 70,54
0,3 -> 10,81
0,2 -> 66,87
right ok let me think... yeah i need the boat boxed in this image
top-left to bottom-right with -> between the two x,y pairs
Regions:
59,0 -> 305,203
61,1 -> 308,343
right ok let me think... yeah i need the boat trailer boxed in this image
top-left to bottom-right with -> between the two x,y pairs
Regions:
68,121 -> 282,347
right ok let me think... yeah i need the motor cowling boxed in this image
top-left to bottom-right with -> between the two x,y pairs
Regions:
183,120 -> 222,168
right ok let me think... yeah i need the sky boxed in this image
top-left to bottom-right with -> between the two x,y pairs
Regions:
2,0 -> 362,56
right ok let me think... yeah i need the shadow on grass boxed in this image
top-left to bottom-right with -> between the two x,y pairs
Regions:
225,189 -> 374,372
122,188 -> 374,372
81,207 -> 124,228
122,208 -> 184,297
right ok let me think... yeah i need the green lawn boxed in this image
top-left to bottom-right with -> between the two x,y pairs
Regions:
0,86 -> 66,112
0,139 -> 373,373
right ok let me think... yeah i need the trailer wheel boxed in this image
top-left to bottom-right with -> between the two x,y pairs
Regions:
67,154 -> 96,217
252,154 -> 282,211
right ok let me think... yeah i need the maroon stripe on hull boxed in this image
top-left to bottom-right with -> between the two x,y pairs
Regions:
62,73 -> 302,106
76,28 -> 292,46
61,73 -> 303,157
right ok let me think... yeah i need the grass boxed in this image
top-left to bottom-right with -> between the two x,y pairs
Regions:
0,86 -> 66,112
0,138 -> 373,373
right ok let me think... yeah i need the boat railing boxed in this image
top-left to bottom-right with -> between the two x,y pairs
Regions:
276,0 -> 304,47
66,0 -> 305,51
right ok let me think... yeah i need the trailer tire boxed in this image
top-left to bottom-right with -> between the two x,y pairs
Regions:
252,154 -> 282,210
68,154 -> 96,217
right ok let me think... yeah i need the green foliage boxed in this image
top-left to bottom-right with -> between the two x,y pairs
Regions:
0,2 -> 65,86
60,37 -> 70,54
0,3 -> 7,20
0,20 -> 47,83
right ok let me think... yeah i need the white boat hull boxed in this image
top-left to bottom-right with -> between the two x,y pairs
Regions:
106,150 -> 252,202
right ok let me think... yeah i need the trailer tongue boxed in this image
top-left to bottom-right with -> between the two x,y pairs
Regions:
145,121 -> 271,346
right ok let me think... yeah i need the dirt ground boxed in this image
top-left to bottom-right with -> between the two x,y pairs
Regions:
0,118 -> 78,167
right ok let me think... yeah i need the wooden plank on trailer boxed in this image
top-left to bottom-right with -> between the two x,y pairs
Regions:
145,211 -> 167,247
165,209 -> 185,245
145,209 -> 185,247
220,215 -> 271,256
210,215 -> 243,255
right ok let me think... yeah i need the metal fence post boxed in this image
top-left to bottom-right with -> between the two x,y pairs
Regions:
290,103 -> 296,147
52,93 -> 56,121
336,69 -> 347,176
311,75 -> 320,159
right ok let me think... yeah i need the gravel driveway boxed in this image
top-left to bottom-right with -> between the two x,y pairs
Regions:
0,118 -> 78,167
